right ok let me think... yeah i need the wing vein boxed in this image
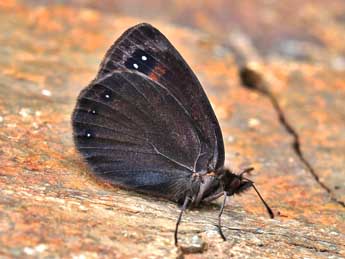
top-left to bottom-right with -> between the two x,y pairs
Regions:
80,96 -> 143,129
150,143 -> 194,172
96,80 -> 155,122
117,72 -> 152,105
74,120 -> 148,143
79,147 -> 155,155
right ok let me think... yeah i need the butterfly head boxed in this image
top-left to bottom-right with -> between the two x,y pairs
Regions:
195,167 -> 274,218
216,167 -> 274,219
191,167 -> 253,206
219,167 -> 254,196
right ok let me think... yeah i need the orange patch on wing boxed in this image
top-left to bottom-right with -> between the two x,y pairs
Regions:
148,65 -> 166,81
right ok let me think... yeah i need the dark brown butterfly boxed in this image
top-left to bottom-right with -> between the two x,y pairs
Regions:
72,23 -> 273,245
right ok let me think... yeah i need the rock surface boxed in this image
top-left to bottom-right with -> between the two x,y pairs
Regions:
0,1 -> 344,258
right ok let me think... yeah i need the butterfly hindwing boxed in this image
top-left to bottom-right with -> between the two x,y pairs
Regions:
73,71 -> 202,202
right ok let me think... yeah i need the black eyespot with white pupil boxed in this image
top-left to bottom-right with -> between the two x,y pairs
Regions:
102,90 -> 113,101
89,109 -> 96,115
85,130 -> 93,138
124,49 -> 156,75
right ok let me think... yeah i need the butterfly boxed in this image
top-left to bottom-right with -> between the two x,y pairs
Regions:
72,23 -> 274,245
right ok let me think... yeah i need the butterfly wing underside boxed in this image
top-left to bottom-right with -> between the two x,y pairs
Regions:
72,23 -> 225,202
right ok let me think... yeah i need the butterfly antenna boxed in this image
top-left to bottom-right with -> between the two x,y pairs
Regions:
175,196 -> 191,246
240,169 -> 274,219
250,182 -> 274,219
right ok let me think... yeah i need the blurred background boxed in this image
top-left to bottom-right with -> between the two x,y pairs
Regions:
22,0 -> 345,65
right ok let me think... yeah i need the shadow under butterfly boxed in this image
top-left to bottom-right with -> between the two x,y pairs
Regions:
72,23 -> 274,246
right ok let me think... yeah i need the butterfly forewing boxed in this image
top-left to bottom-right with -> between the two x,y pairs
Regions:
97,23 -> 224,171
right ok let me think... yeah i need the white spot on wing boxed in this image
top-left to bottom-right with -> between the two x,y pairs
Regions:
141,55 -> 147,61
133,63 -> 139,69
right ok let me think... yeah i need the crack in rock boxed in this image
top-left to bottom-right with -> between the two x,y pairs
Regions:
239,67 -> 345,208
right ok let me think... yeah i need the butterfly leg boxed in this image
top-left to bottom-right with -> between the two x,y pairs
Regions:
202,191 -> 225,203
175,195 -> 191,246
217,191 -> 228,241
